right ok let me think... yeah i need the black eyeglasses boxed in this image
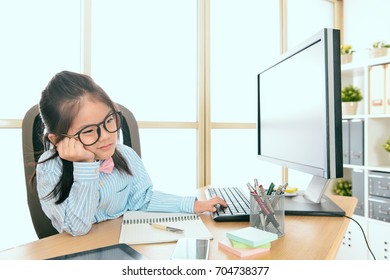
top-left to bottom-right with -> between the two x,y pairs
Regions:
61,111 -> 122,146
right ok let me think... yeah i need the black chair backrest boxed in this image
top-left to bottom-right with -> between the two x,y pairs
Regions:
22,104 -> 140,239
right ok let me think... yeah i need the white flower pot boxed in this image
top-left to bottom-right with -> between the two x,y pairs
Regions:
369,48 -> 388,59
341,54 -> 353,64
342,102 -> 358,116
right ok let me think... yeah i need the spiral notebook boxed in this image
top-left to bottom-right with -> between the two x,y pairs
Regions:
119,211 -> 213,245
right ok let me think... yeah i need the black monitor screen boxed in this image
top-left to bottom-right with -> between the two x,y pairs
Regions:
257,28 -> 344,212
259,40 -> 327,176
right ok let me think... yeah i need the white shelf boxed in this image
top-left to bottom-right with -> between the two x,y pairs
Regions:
340,54 -> 390,260
341,55 -> 390,70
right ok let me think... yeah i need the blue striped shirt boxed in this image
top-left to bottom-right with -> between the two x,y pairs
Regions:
36,144 -> 196,236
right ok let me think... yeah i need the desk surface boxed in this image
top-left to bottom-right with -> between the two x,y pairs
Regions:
0,194 -> 356,260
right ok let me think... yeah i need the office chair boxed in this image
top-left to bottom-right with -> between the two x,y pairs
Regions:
22,103 -> 141,239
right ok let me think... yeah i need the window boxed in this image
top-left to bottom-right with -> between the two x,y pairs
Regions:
287,0 -> 334,49
0,0 -> 81,251
0,0 -> 337,251
0,0 -> 81,119
209,0 -> 281,187
91,0 -> 198,193
286,0 -> 335,189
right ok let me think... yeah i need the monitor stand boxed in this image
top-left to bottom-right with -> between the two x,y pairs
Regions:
284,176 -> 346,216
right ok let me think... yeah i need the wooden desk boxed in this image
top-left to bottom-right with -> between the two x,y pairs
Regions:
0,195 -> 356,260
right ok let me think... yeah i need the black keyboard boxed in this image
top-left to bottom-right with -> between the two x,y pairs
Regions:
205,187 -> 250,222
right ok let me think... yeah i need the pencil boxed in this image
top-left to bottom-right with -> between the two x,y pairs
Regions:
150,223 -> 184,233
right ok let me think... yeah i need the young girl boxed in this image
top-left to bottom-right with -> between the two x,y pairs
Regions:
37,71 -> 226,236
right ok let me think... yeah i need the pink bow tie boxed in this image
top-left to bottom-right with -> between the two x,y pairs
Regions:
100,157 -> 114,174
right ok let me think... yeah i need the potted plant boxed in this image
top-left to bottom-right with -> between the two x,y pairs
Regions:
340,45 -> 354,64
369,41 -> 390,58
341,85 -> 363,115
333,179 -> 352,197
383,137 -> 390,156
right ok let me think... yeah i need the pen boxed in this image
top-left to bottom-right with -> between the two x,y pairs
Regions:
259,184 -> 275,213
150,223 -> 184,233
266,182 -> 275,195
246,184 -> 271,216
271,183 -> 288,208
254,178 -> 259,193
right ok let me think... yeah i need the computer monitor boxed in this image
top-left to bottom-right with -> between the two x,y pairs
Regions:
257,28 -> 345,216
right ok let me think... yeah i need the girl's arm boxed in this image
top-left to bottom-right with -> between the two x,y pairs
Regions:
121,145 -> 225,213
37,155 -> 100,236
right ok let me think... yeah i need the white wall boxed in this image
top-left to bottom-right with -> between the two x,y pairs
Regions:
343,0 -> 390,61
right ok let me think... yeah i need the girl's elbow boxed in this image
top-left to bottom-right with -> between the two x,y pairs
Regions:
66,223 -> 93,237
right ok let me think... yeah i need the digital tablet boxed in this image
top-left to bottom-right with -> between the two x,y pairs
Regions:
47,243 -> 146,260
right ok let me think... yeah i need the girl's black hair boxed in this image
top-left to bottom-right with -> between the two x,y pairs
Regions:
38,71 -> 132,204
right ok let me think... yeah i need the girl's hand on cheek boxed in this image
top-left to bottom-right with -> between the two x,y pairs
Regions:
56,137 -> 95,163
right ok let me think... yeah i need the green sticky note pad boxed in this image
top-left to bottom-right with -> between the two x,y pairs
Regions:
226,227 -> 278,247
230,239 -> 271,249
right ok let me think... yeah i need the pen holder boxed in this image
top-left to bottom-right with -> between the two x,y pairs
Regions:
250,193 -> 285,237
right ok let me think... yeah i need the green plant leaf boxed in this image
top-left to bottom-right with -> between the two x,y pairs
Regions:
341,85 -> 363,102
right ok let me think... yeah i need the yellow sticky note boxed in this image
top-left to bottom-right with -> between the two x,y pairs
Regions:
285,187 -> 298,194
